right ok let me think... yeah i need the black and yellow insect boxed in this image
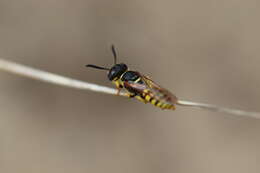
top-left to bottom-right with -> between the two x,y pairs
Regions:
86,45 -> 178,110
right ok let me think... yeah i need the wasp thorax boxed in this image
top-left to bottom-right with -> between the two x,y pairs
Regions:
108,63 -> 128,81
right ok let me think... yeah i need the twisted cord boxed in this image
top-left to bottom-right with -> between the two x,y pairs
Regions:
0,58 -> 259,119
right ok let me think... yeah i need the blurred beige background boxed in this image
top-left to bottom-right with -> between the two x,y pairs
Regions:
0,0 -> 260,173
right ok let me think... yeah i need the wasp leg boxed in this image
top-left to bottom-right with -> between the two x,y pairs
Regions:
129,93 -> 137,98
115,84 -> 124,96
116,88 -> 121,95
126,92 -> 137,98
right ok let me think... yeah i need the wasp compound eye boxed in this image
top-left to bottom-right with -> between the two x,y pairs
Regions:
108,63 -> 128,81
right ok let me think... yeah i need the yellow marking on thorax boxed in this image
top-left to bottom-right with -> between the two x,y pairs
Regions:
134,77 -> 142,83
113,79 -> 124,88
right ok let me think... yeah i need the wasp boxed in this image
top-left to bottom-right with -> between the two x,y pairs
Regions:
86,45 -> 178,110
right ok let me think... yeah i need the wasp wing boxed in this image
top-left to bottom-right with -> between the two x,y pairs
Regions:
123,74 -> 178,105
123,81 -> 148,94
141,75 -> 178,104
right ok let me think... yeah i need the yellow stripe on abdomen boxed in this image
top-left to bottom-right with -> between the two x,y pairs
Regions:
145,95 -> 152,102
151,99 -> 157,105
156,102 -> 163,107
142,93 -> 175,110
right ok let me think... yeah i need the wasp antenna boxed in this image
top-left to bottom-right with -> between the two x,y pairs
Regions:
111,44 -> 117,64
85,64 -> 110,71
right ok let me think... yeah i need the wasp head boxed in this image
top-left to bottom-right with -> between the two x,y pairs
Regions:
107,63 -> 128,81
86,45 -> 128,81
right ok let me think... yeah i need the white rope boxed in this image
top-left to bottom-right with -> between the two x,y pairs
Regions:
176,100 -> 260,119
0,59 -> 127,96
0,58 -> 259,119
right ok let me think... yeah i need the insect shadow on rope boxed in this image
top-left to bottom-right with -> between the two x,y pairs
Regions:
86,45 -> 178,110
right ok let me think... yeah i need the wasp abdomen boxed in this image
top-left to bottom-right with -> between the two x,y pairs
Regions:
142,92 -> 175,110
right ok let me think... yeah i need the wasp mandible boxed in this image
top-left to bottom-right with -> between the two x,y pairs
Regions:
86,45 -> 178,110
